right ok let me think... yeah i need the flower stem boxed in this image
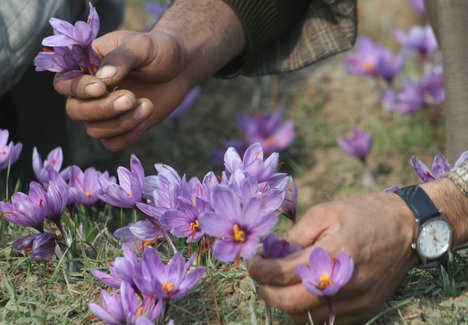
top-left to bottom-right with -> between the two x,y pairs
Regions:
162,229 -> 178,254
327,298 -> 335,325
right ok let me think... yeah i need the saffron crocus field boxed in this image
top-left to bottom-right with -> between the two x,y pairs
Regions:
1,0 -> 467,324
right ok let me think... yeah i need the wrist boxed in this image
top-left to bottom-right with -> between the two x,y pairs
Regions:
150,0 -> 245,86
420,178 -> 468,248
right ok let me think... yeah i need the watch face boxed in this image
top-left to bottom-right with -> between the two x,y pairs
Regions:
417,219 -> 452,259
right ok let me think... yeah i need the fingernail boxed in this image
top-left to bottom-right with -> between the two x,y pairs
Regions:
113,96 -> 134,112
96,65 -> 117,79
84,83 -> 105,97
133,102 -> 152,120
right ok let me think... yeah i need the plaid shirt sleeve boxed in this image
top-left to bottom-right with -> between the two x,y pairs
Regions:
217,0 -> 358,77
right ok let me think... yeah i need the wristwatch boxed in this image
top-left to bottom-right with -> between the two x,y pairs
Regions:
394,184 -> 453,266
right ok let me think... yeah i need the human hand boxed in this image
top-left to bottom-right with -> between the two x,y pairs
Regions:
54,29 -> 190,151
247,192 -> 419,324
53,0 -> 245,151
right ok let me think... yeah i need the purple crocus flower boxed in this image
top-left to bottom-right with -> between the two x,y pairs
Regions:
421,65 -> 445,104
168,86 -> 202,120
33,147 -> 68,184
337,128 -> 373,163
237,108 -> 296,154
0,129 -> 23,173
0,182 -> 48,231
278,176 -> 298,223
34,45 -> 100,80
42,2 -> 99,47
224,143 -> 287,184
262,233 -> 301,258
89,283 -> 136,324
395,25 -> 438,59
99,155 -> 145,209
382,81 -> 425,115
227,171 -> 285,212
89,282 -> 163,325
68,166 -> 113,205
44,175 -> 69,226
346,37 -> 405,84
113,220 -> 163,252
199,185 -> 278,262
159,198 -> 210,243
92,246 -> 140,289
296,247 -> 354,297
411,151 -> 468,182
34,2 -> 101,79
135,248 -> 205,300
12,232 -> 57,260
410,0 -> 425,15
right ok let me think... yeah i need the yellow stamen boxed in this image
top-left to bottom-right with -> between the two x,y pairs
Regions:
85,191 -> 93,199
363,61 -> 377,74
142,240 -> 153,247
191,199 -> 197,207
190,219 -> 200,231
319,273 -> 333,290
136,307 -> 145,317
162,282 -> 175,295
233,224 -> 245,242
266,137 -> 277,147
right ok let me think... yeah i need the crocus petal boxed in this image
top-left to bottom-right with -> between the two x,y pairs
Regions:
136,202 -> 165,222
432,155 -> 452,178
308,247 -> 333,280
173,267 -> 205,299
249,210 -> 278,237
198,212 -> 232,237
211,185 -> 241,223
303,281 -> 325,297
92,269 -> 121,288
321,283 -> 342,296
410,155 -> 435,182
89,302 -> 121,325
455,151 -> 468,167
224,147 -> 243,174
212,239 -> 240,262
333,252 -> 354,286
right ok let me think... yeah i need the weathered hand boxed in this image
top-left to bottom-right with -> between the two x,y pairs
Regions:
52,0 -> 245,151
248,192 -> 418,324
54,29 -> 190,151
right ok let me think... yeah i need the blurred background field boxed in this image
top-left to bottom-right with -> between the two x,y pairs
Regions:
0,0 -> 467,324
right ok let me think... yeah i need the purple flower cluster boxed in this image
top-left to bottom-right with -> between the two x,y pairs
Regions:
213,107 -> 296,164
237,108 -> 296,154
382,65 -> 444,114
106,143 -> 295,263
346,37 -> 405,84
1,146 -> 115,260
91,248 -> 204,323
0,129 -> 22,173
34,2 -> 101,79
345,9 -> 444,117
411,151 -> 468,182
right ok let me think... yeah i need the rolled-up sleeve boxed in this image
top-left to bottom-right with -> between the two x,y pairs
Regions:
217,0 -> 358,77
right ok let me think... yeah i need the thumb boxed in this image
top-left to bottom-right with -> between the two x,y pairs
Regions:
93,30 -> 184,86
92,31 -> 156,86
284,204 -> 335,247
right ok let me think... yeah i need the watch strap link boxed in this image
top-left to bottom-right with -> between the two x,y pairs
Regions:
394,185 -> 440,223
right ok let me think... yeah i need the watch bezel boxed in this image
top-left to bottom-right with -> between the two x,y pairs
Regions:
414,212 -> 453,261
